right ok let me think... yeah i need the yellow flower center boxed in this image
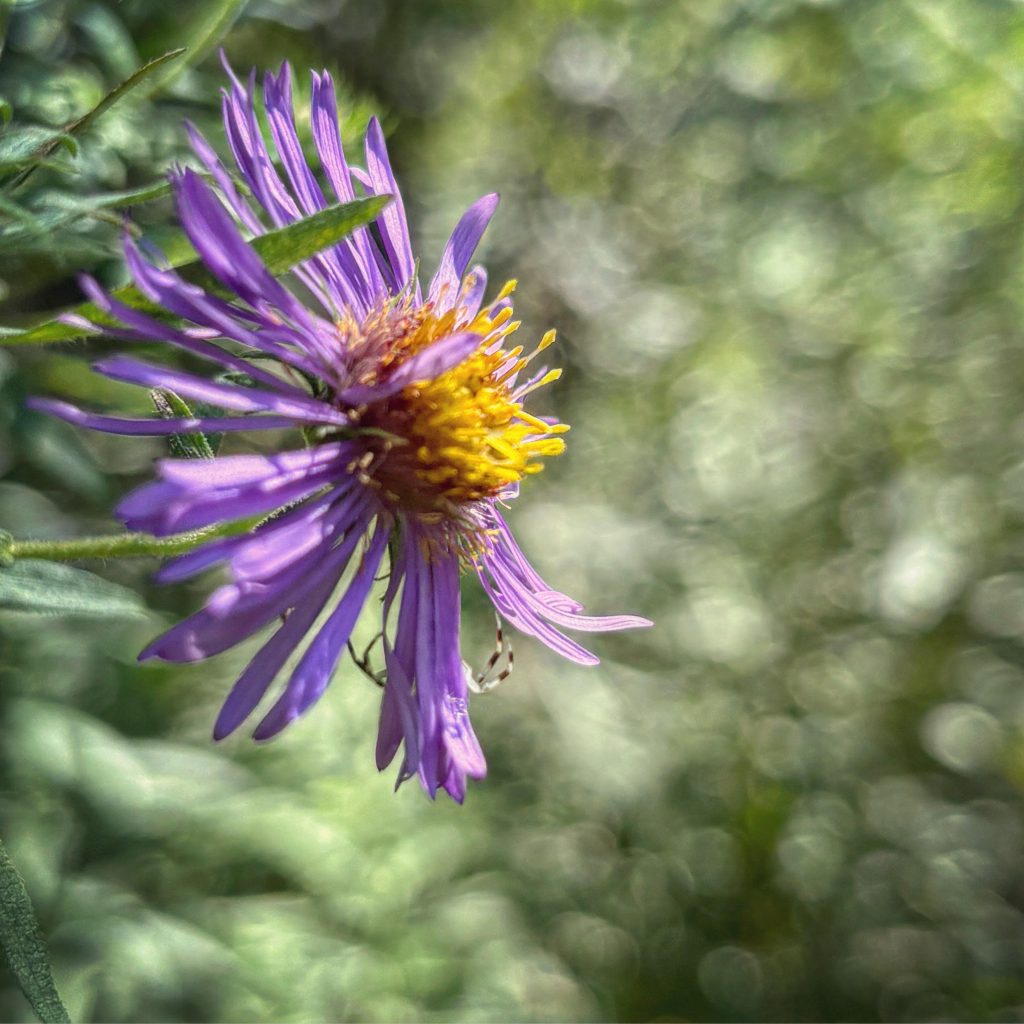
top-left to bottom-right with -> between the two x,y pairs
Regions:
342,281 -> 567,513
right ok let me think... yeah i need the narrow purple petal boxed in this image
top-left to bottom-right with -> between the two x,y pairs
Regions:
154,443 -> 351,489
478,564 -> 600,666
141,496 -> 373,662
213,559 -> 341,739
185,121 -> 265,236
310,69 -> 384,302
27,397 -> 297,438
459,265 -> 488,319
117,453 -> 352,535
375,643 -> 420,778
92,356 -> 349,425
337,331 -> 481,405
252,518 -> 388,739
364,117 -> 419,298
210,507 -> 379,739
157,487 -> 350,584
428,194 -> 499,312
172,169 -> 318,330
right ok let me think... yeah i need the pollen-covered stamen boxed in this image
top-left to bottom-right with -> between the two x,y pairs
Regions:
348,281 -> 568,511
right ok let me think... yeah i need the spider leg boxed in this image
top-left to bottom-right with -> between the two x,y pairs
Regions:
468,612 -> 514,694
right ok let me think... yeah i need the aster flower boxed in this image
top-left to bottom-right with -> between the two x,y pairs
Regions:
30,61 -> 651,802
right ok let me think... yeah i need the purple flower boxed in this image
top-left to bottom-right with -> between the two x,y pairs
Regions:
30,61 -> 651,802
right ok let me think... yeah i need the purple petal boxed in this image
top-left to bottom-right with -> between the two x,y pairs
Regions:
428,194 -> 499,313
459,265 -> 488,319
77,272 -> 304,393
213,560 -> 340,739
142,495 -> 373,662
337,331 -> 481,405
117,451 -> 354,535
185,121 -> 265,236
211,507 -> 379,739
27,397 -> 297,438
172,169 -> 318,329
252,518 -> 389,739
92,356 -> 349,425
156,487 -> 345,584
310,70 -> 384,303
363,117 -> 419,297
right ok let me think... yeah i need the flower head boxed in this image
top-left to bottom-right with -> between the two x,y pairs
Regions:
31,61 -> 651,801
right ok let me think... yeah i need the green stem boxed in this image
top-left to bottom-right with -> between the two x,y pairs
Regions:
2,517 -> 257,564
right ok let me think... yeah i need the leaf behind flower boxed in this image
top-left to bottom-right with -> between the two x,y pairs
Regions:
0,194 -> 393,346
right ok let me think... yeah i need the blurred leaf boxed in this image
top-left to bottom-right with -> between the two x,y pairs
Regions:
0,559 -> 147,618
6,48 -> 185,190
0,193 -> 392,345
74,5 -> 140,81
0,127 -> 77,174
62,47 -> 186,141
0,838 -> 70,1024
41,180 -> 174,214
151,388 -> 215,459
140,0 -> 250,96
0,99 -> 11,127
0,194 -> 46,232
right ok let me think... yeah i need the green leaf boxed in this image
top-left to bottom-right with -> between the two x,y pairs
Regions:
0,99 -> 12,127
0,559 -> 147,618
252,194 -> 392,277
151,388 -> 215,460
0,838 -> 71,1024
6,48 -> 186,189
0,127 -> 77,174
42,180 -> 175,213
0,193 -> 392,345
62,48 -> 186,140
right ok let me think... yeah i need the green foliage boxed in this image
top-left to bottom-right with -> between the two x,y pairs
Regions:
0,559 -> 147,618
3,1 -> 1024,1023
150,389 -> 215,461
4,47 -> 186,191
1,194 -> 390,344
0,840 -> 69,1024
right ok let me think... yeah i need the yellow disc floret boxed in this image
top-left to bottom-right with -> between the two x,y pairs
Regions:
348,281 -> 567,512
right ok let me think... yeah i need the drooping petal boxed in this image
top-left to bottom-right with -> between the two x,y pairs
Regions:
252,517 -> 389,739
211,503 -> 376,739
141,493 -> 374,662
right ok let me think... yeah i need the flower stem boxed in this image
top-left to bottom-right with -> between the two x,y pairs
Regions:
0,517 -> 257,565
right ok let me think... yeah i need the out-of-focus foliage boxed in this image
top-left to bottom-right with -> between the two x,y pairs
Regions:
3,0 -> 1024,1020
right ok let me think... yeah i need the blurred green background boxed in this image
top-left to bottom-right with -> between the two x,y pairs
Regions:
3,0 -> 1024,1019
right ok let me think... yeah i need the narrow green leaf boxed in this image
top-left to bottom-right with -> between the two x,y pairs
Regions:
44,179 -> 175,212
0,99 -> 12,127
1,193 -> 392,345
151,388 -> 215,459
6,48 -> 186,190
0,560 -> 147,618
0,127 -> 77,174
253,194 -> 391,276
0,838 -> 71,1024
62,48 -> 186,140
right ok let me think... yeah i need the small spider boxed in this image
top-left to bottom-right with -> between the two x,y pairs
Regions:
348,631 -> 386,687
465,612 -> 514,694
348,614 -> 514,694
